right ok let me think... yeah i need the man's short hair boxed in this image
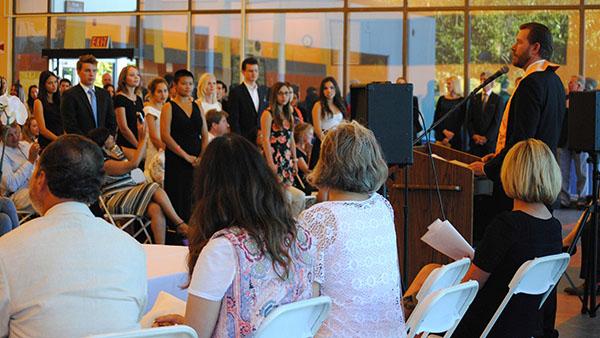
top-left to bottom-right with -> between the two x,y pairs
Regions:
309,121 -> 388,194
76,54 -> 98,71
38,135 -> 105,205
241,57 -> 259,71
205,109 -> 229,128
519,22 -> 553,61
173,69 -> 194,84
585,77 -> 598,91
216,80 -> 228,93
59,78 -> 71,86
500,138 -> 561,205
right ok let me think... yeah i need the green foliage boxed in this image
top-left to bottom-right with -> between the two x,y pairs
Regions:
434,12 -> 570,65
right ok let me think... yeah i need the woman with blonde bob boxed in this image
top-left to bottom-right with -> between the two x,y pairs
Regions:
298,120 -> 406,337
452,138 -> 563,337
433,75 -> 465,150
195,73 -> 221,116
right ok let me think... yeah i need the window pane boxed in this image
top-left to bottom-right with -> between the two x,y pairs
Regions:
348,12 -> 403,84
51,0 -> 136,12
246,12 -> 344,96
50,16 -> 137,49
349,0 -> 402,7
15,0 -> 48,14
247,0 -> 343,9
585,10 -> 600,87
408,0 -> 463,7
470,11 -> 579,93
192,0 -> 240,10
14,17 -> 48,91
191,15 -> 241,90
471,0 -> 576,5
141,15 -> 188,85
141,0 -> 189,11
407,12 -> 464,129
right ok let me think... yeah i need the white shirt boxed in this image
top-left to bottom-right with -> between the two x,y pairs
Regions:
298,193 -> 406,337
199,100 -> 222,116
207,131 -> 216,144
0,201 -> 147,338
80,83 -> 95,106
188,237 -> 236,301
143,105 -> 162,176
244,81 -> 260,113
0,141 -> 33,195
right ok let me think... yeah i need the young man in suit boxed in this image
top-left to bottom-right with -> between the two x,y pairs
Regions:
468,22 -> 565,338
61,54 -> 116,135
227,57 -> 268,144
466,71 -> 505,157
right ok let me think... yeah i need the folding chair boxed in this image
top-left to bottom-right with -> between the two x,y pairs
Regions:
406,280 -> 479,338
17,209 -> 36,224
480,253 -> 570,338
87,325 -> 197,338
415,258 -> 471,303
99,187 -> 153,244
254,296 -> 332,338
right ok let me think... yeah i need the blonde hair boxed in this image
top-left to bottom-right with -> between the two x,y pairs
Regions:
309,121 -> 387,193
197,73 -> 217,104
500,139 -> 561,205
446,76 -> 463,96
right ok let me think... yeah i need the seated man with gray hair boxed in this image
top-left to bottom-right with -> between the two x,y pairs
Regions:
0,135 -> 147,337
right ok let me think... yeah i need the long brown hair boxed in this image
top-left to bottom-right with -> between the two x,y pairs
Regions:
187,134 -> 297,283
268,82 -> 294,129
318,76 -> 347,119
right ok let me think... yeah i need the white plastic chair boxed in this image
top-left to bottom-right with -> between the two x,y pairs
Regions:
406,280 -> 479,338
99,189 -> 153,244
86,325 -> 198,338
480,253 -> 570,338
254,296 -> 332,338
416,258 -> 471,303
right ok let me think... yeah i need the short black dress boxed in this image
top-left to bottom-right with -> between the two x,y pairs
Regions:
164,101 -> 202,228
114,94 -> 144,149
38,98 -> 63,149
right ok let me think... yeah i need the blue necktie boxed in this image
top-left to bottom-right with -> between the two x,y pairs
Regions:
87,88 -> 98,127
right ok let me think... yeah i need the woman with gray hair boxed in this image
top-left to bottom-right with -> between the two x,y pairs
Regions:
297,120 -> 405,337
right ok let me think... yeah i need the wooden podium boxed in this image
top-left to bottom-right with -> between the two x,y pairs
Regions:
388,143 -> 481,284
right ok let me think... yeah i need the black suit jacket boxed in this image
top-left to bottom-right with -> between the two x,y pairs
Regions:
484,68 -> 566,213
227,82 -> 268,143
467,91 -> 505,155
61,84 -> 116,136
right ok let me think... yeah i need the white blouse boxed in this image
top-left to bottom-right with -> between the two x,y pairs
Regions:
188,237 -> 236,301
298,193 -> 406,338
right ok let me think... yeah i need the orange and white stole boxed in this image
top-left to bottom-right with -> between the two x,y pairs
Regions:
494,60 -> 560,154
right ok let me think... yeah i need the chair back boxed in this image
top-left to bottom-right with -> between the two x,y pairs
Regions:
254,296 -> 332,338
406,280 -> 479,338
87,325 -> 198,338
416,258 -> 471,303
480,253 -> 570,338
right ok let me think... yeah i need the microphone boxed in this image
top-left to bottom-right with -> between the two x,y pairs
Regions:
471,66 -> 509,95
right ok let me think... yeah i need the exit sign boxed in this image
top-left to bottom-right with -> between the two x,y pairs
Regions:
90,36 -> 110,49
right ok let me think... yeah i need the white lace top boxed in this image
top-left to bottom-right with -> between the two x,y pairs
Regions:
298,193 -> 406,337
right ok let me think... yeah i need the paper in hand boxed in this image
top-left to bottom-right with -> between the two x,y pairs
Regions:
421,219 -> 474,260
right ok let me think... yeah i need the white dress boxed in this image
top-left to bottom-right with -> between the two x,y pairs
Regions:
143,106 -> 163,184
298,193 -> 406,338
320,111 -> 343,131
199,100 -> 222,116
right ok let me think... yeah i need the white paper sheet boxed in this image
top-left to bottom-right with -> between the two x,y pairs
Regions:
421,218 -> 474,260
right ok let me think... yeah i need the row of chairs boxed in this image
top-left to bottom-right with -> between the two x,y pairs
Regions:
88,252 -> 569,338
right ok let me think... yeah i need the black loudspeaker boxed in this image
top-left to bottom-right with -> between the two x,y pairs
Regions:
569,90 -> 600,152
351,82 -> 413,165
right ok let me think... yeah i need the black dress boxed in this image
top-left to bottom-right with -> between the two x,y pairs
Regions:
38,99 -> 63,149
164,101 -> 202,229
433,96 -> 465,151
114,94 -> 144,149
453,211 -> 562,338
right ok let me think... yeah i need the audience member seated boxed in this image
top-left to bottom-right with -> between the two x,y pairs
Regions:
0,197 -> 18,236
21,117 -> 39,143
88,126 -> 188,244
205,109 -> 230,143
0,135 -> 146,337
153,134 -> 315,337
297,121 -> 406,337
0,123 -> 40,211
451,138 -> 563,337
293,122 -> 315,195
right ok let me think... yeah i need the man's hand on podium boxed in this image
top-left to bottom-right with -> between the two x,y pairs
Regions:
469,161 -> 486,176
